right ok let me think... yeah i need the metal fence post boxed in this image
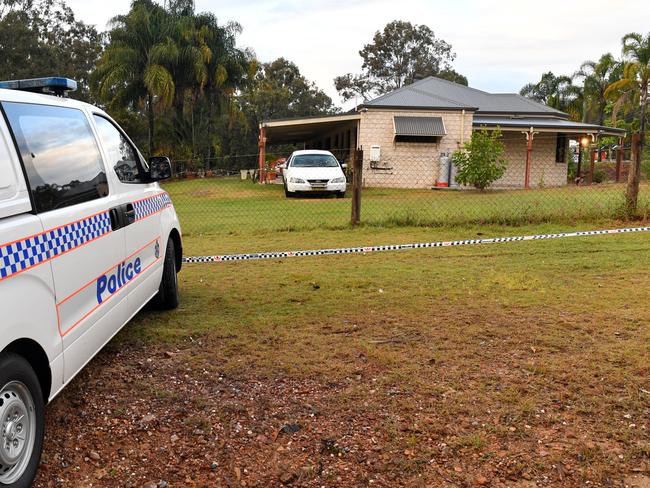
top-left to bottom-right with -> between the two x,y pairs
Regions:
258,126 -> 266,185
615,136 -> 623,183
351,149 -> 363,226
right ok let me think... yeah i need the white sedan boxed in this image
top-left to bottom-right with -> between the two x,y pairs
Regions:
281,150 -> 347,198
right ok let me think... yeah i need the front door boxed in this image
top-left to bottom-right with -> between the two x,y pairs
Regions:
92,114 -> 166,319
2,102 -> 128,381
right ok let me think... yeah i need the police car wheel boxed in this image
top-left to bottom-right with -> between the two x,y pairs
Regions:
153,238 -> 179,310
0,353 -> 44,488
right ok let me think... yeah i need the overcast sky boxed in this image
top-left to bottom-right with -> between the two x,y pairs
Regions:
67,0 -> 650,109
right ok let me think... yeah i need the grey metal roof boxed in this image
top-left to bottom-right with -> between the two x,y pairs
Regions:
473,116 -> 626,135
366,85 -> 475,110
364,76 -> 567,116
394,116 -> 445,136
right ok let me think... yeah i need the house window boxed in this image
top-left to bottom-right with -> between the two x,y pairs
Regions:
555,133 -> 568,163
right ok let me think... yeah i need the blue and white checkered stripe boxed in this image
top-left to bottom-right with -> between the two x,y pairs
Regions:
0,211 -> 111,281
134,192 -> 173,221
182,226 -> 650,264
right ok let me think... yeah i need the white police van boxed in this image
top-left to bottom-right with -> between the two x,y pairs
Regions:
0,78 -> 182,487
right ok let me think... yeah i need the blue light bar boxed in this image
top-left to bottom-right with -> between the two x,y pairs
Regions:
0,77 -> 77,96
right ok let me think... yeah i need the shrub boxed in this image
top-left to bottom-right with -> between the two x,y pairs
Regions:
452,128 -> 507,190
593,169 -> 607,184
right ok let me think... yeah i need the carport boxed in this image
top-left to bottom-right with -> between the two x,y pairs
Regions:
258,113 -> 361,182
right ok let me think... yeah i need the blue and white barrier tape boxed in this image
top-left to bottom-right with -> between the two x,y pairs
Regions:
182,226 -> 650,264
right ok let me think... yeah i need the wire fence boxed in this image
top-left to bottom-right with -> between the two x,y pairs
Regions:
162,146 -> 649,253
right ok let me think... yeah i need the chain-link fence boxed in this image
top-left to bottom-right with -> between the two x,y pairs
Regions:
162,145 -> 649,253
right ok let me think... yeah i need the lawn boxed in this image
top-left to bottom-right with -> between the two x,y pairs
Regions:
34,224 -> 650,487
163,177 -> 650,254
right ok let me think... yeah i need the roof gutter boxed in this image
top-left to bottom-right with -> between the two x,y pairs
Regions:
473,123 -> 625,137
260,113 -> 361,128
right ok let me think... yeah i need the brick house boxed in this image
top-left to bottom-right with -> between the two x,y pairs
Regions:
259,76 -> 625,189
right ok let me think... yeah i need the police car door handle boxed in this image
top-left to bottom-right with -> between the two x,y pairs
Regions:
123,203 -> 136,225
109,206 -> 124,231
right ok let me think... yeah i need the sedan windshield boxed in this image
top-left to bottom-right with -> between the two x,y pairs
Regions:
291,154 -> 340,168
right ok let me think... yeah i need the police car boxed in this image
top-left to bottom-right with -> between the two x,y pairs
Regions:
0,78 -> 182,487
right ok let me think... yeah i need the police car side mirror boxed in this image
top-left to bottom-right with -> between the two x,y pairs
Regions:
148,156 -> 172,181
340,163 -> 348,169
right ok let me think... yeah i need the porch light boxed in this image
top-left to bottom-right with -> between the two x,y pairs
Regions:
580,136 -> 590,147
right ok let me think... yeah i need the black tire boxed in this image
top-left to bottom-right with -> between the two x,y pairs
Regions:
284,183 -> 297,198
336,191 -> 346,199
0,353 -> 45,488
153,238 -> 179,310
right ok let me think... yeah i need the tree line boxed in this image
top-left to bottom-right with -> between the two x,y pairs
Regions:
0,0 -> 340,169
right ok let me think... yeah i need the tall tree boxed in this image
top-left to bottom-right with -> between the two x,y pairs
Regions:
520,72 -> 582,120
0,0 -> 103,101
161,12 -> 252,162
93,0 -> 178,156
606,32 -> 650,214
334,20 -> 466,102
93,0 -> 253,162
245,58 -> 337,121
574,53 -> 621,125
228,57 -> 337,165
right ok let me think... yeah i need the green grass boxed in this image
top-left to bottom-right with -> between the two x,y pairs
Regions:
109,227 -> 650,484
162,177 -> 649,254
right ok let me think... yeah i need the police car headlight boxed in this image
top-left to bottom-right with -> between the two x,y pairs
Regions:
290,177 -> 306,183
330,177 -> 346,183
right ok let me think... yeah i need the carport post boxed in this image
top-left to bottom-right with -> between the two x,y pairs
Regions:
523,128 -> 537,189
351,149 -> 363,226
258,126 -> 267,184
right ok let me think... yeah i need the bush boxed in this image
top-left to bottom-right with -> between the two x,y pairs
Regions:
452,128 -> 507,190
593,169 -> 607,184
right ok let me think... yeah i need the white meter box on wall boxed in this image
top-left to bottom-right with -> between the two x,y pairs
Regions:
370,145 -> 381,163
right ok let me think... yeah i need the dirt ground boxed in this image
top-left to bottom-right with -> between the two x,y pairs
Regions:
33,326 -> 649,488
32,233 -> 650,487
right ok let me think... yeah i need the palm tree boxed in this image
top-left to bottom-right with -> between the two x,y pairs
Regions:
606,32 -> 650,213
520,72 -> 582,120
92,0 -> 177,156
166,12 -> 253,164
575,53 -> 621,125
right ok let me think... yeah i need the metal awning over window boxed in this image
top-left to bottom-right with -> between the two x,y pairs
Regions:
393,116 -> 446,137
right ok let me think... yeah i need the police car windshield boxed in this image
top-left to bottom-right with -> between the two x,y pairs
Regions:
291,154 -> 339,168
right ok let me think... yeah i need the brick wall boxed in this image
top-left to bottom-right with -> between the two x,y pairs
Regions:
496,132 -> 568,188
358,109 -> 474,188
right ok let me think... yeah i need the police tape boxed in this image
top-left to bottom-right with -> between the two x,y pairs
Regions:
181,226 -> 650,264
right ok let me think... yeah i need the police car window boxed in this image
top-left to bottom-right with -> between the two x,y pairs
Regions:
3,102 -> 108,213
93,115 -> 145,183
